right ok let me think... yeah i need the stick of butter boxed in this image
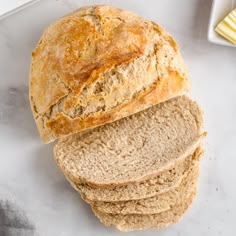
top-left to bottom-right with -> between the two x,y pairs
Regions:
215,8 -> 236,45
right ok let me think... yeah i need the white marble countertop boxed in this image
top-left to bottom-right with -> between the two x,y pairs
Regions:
0,0 -> 34,16
0,0 -> 235,235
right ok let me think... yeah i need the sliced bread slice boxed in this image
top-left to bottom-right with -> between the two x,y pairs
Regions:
92,191 -> 196,231
68,147 -> 202,202
54,96 -> 205,187
89,159 -> 199,214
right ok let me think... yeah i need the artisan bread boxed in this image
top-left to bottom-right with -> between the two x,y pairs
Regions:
67,147 -> 202,202
86,159 -> 199,214
92,191 -> 196,231
30,5 -> 190,143
54,96 -> 205,187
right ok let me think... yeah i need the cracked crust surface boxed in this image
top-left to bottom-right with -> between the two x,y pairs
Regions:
29,5 -> 190,143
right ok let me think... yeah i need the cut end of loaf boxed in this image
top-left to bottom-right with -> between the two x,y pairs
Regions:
54,95 -> 205,187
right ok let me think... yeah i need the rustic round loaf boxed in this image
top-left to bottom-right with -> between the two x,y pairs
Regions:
30,5 -> 189,143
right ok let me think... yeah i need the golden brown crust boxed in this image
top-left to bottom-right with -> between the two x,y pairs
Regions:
30,5 -> 190,143
44,70 -> 186,139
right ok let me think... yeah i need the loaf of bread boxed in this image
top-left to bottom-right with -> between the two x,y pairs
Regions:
29,4 -> 206,232
54,96 -> 205,187
30,5 -> 190,143
67,147 -> 202,202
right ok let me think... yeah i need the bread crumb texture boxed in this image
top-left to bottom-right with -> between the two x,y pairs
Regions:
54,96 -> 204,187
67,146 -> 202,202
78,155 -> 200,214
92,191 -> 196,231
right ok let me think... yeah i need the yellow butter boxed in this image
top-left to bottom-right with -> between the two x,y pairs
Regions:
215,8 -> 236,45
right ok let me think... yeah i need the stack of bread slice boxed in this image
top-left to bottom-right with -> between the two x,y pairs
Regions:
29,5 -> 206,232
54,96 -> 205,231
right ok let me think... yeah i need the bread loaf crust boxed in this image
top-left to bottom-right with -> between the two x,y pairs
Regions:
30,5 -> 189,143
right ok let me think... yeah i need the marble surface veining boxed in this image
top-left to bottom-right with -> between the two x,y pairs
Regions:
0,0 -> 235,235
